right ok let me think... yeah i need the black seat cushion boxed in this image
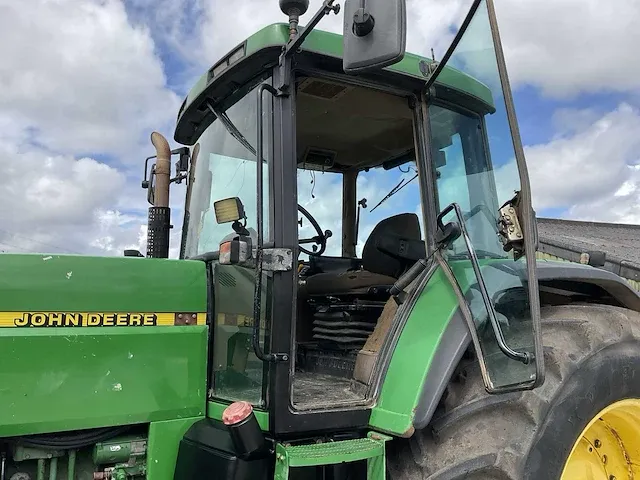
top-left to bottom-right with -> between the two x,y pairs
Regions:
362,213 -> 422,278
305,270 -> 397,296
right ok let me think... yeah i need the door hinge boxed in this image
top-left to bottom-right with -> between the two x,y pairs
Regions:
261,248 -> 293,272
497,193 -> 525,259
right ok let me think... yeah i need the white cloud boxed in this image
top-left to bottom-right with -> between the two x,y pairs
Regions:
0,0 -> 180,156
495,0 -> 640,97
0,140 -> 148,255
0,0 -> 188,257
525,103 -> 640,223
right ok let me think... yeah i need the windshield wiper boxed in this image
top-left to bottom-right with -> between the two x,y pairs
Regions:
206,101 -> 256,156
370,172 -> 418,213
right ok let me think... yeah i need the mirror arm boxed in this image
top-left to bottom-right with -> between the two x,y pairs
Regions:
279,0 -> 340,93
283,0 -> 340,59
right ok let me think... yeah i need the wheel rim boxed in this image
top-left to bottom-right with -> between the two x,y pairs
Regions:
561,399 -> 640,480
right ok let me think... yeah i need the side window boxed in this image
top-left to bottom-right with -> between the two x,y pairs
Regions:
435,133 -> 469,211
186,80 -> 273,406
433,107 -> 501,255
356,162 -> 425,257
296,169 -> 344,259
425,0 -> 543,392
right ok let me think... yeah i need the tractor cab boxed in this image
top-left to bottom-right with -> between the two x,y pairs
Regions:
145,0 -> 545,437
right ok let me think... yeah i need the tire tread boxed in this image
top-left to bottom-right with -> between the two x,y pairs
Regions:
387,304 -> 640,480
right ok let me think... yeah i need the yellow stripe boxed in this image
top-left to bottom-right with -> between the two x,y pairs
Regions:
0,312 -> 206,328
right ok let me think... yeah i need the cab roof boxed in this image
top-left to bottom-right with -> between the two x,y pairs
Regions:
175,23 -> 494,145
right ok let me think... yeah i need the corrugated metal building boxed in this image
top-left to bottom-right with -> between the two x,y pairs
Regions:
536,217 -> 640,292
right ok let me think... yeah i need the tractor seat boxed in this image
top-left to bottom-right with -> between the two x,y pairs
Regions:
304,213 -> 422,297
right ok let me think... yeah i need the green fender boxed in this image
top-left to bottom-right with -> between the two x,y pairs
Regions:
368,265 -> 465,437
369,259 -> 640,437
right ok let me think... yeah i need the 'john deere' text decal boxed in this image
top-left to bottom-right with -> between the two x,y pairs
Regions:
0,312 -> 206,327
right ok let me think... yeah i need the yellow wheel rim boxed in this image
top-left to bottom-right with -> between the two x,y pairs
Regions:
561,399 -> 640,480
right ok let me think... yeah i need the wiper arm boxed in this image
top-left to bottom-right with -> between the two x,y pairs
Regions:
206,101 -> 256,156
370,173 -> 418,213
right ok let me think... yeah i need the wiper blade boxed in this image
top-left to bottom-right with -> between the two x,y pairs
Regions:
370,173 -> 418,213
206,101 -> 256,156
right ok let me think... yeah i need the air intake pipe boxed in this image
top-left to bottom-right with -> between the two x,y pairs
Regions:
147,132 -> 171,258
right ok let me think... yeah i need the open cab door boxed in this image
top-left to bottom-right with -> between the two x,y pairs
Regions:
423,0 -> 544,392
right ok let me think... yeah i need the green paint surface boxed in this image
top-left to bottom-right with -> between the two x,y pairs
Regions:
369,267 -> 459,435
182,23 -> 493,125
207,400 -> 269,431
0,326 -> 208,437
147,417 -> 204,480
0,254 -> 207,312
274,432 -> 390,480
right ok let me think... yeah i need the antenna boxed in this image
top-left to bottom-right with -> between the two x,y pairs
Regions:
280,0 -> 310,40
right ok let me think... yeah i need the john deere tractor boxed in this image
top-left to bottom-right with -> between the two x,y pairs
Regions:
2,0 -> 640,479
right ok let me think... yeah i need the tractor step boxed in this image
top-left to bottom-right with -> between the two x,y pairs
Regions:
274,432 -> 391,480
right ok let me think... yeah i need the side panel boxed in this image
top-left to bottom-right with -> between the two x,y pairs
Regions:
0,254 -> 206,312
369,266 -> 460,436
147,417 -> 204,480
0,326 -> 208,436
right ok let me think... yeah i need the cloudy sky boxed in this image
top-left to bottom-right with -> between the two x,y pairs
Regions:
0,0 -> 638,257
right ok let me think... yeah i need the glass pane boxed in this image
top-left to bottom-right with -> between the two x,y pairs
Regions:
297,169 -> 343,259
429,1 -> 537,390
357,162 -> 424,256
184,80 -> 272,405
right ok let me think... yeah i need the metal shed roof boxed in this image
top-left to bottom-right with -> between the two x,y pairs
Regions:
537,217 -> 640,282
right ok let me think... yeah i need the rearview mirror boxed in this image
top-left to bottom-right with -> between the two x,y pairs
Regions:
145,164 -> 156,205
342,0 -> 407,74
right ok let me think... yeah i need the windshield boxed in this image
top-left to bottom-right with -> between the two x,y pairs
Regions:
183,87 -> 269,258
183,79 -> 272,405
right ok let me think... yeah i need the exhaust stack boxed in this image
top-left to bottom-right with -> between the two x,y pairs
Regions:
147,132 -> 172,258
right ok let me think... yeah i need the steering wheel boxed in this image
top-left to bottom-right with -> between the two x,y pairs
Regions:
298,204 -> 332,256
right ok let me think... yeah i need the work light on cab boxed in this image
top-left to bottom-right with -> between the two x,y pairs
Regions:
215,197 -> 253,265
214,197 -> 246,225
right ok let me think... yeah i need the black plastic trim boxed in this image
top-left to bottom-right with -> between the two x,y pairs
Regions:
536,261 -> 640,311
205,262 -> 215,396
175,47 -> 282,145
413,309 -> 471,430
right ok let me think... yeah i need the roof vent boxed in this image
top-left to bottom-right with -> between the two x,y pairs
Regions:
298,78 -> 350,101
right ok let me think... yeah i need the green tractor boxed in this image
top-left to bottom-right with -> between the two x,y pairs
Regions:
3,0 -> 640,479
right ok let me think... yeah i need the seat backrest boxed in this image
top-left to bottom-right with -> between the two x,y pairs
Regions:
362,213 -> 422,278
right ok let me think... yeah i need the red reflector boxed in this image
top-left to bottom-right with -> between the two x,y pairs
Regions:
222,401 -> 253,425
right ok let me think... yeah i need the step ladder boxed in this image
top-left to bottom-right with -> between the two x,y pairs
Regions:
274,431 -> 391,480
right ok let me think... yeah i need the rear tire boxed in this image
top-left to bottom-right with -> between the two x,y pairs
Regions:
386,304 -> 640,479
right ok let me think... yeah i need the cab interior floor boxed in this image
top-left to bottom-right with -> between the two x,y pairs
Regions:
292,371 -> 366,410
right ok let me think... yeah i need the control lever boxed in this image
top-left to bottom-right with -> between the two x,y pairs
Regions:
391,258 -> 430,305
